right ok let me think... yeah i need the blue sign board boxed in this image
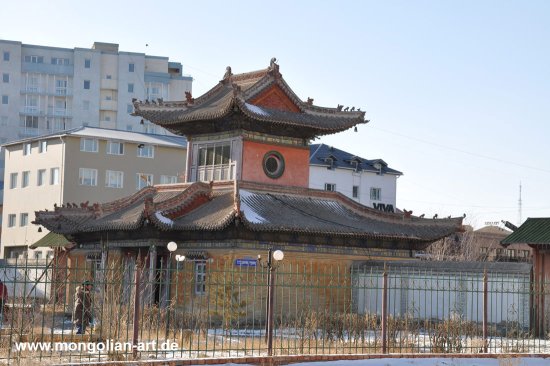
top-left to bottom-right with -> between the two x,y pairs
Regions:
235,259 -> 257,267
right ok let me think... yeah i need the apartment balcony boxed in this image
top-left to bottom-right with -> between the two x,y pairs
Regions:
21,86 -> 43,94
100,78 -> 118,90
20,106 -> 42,116
18,127 -> 41,137
53,87 -> 72,97
100,99 -> 118,111
47,107 -> 72,118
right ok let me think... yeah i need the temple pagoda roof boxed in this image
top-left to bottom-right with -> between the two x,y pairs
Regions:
34,181 -> 463,249
132,59 -> 367,139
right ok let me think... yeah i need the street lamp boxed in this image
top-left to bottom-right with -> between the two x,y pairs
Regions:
258,248 -> 284,356
165,241 -> 177,340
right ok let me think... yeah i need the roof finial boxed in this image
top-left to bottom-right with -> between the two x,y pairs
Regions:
307,97 -> 314,106
223,66 -> 232,81
268,57 -> 280,75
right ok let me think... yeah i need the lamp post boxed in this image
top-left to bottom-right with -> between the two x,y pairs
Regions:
173,254 -> 185,339
258,248 -> 284,356
165,241 -> 177,340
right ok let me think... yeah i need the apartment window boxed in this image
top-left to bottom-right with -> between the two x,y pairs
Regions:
106,96 -> 112,101
106,170 -> 123,188
83,80 -> 90,89
22,171 -> 30,188
51,57 -> 69,65
50,167 -> 60,185
23,143 -> 32,155
24,116 -> 38,130
2,73 -> 8,83
83,100 -> 90,110
8,214 -> 16,228
104,116 -> 111,122
128,83 -> 134,93
79,168 -> 98,186
9,173 -> 18,189
106,74 -> 112,80
2,95 -> 8,104
84,59 -> 91,68
39,140 -> 47,153
370,187 -> 381,201
24,55 -> 44,64
126,125 -> 133,131
20,213 -> 29,227
37,169 -> 47,186
55,79 -> 68,95
194,261 -> 207,295
325,183 -> 336,192
80,138 -> 98,152
352,185 -> 359,198
160,175 -> 177,184
3,51 -> 9,61
137,144 -> 154,158
129,63 -> 135,72
106,141 -> 124,155
127,104 -> 133,114
136,173 -> 153,190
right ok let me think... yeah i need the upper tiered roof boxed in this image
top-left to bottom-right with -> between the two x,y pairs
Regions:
132,59 -> 367,139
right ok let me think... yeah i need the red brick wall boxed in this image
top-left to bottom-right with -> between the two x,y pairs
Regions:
241,140 -> 309,187
249,85 -> 300,112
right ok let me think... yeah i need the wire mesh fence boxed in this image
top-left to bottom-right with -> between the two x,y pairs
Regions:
0,252 -> 547,364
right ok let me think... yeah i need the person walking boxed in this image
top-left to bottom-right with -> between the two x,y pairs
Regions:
73,280 -> 93,334
0,279 -> 7,327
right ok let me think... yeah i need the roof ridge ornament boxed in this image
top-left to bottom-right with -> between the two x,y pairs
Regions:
185,91 -> 194,105
222,66 -> 233,83
268,57 -> 280,78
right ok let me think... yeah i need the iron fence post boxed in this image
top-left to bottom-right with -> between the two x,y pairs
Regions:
482,269 -> 488,353
165,254 -> 172,341
382,264 -> 388,354
267,266 -> 275,356
132,258 -> 141,359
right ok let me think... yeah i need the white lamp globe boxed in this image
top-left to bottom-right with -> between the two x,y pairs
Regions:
272,250 -> 284,261
177,255 -> 185,262
167,241 -> 177,252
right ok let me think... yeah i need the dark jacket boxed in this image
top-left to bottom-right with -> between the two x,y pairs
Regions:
73,285 -> 93,327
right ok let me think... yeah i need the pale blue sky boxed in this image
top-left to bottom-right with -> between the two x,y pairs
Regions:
2,0 -> 549,228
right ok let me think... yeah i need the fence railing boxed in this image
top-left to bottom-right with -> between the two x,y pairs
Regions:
0,254 -> 547,364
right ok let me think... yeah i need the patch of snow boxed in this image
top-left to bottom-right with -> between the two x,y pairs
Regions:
240,189 -> 267,224
245,103 -> 270,117
155,211 -> 174,226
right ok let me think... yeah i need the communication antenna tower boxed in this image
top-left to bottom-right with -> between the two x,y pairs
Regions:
518,182 -> 522,226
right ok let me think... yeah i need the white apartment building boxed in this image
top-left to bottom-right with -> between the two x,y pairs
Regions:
0,39 -> 193,203
309,144 -> 402,211
1,126 -> 187,259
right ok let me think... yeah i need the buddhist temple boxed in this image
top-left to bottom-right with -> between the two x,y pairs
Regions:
34,59 -> 463,289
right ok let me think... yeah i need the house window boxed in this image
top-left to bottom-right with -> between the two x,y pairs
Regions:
8,214 -> 16,228
22,171 -> 30,188
84,59 -> 91,68
197,142 -> 232,181
2,73 -> 8,83
50,167 -> 60,185
129,63 -> 135,72
325,183 -> 336,192
9,173 -> 18,189
160,175 -> 177,184
83,80 -> 90,90
352,185 -> 359,198
23,143 -> 32,155
24,55 -> 44,64
80,138 -> 98,152
20,213 -> 29,227
128,83 -> 134,93
2,95 -> 8,104
3,51 -> 9,61
51,57 -> 69,65
136,173 -> 153,190
194,261 -> 207,295
107,141 -> 124,155
79,168 -> 98,186
137,145 -> 154,158
106,170 -> 124,188
39,140 -> 47,153
37,169 -> 46,186
370,187 -> 381,201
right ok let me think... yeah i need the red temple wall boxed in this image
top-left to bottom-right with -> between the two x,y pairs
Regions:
241,140 -> 309,187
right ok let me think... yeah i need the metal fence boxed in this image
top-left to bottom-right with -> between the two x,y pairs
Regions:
0,253 -> 548,365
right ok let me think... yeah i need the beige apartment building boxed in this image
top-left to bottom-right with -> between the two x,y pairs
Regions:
1,126 -> 187,258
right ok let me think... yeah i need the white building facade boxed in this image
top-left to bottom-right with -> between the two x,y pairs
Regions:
0,39 -> 192,203
309,144 -> 402,212
1,127 -> 187,259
